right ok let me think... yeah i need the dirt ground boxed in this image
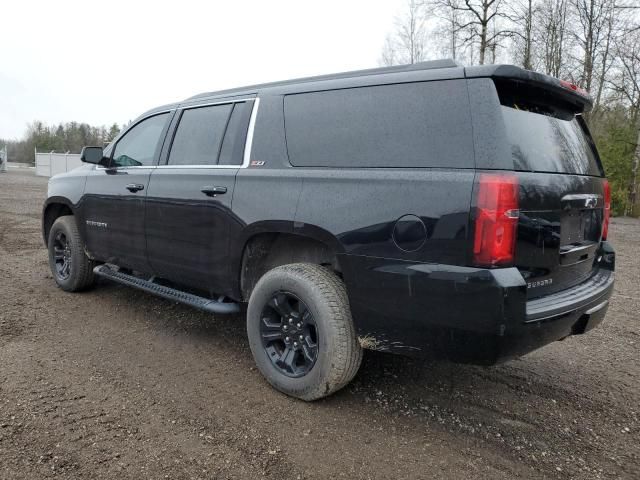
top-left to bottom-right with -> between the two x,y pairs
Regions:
0,169 -> 638,479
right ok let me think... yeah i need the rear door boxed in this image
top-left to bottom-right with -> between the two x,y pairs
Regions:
491,81 -> 607,297
145,99 -> 254,295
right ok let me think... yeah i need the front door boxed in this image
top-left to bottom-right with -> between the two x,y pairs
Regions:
80,111 -> 172,272
145,100 -> 254,295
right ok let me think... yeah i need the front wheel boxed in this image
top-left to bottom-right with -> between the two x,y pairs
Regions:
247,263 -> 362,401
47,215 -> 96,292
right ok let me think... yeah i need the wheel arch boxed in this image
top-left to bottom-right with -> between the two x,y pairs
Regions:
42,197 -> 76,246
236,222 -> 345,302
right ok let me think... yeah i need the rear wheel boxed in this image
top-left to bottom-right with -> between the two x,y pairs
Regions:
247,263 -> 362,401
47,215 -> 96,292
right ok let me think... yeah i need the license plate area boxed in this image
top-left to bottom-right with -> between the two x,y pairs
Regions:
561,212 -> 585,244
559,209 -> 601,265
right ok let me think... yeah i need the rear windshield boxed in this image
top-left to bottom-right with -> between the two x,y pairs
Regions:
284,80 -> 474,168
499,91 -> 602,176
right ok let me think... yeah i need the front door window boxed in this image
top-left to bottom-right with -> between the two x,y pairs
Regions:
112,113 -> 169,167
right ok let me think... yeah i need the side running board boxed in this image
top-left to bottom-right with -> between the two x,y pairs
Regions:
93,264 -> 240,314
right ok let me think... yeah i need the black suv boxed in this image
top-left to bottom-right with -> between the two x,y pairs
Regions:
43,60 -> 615,400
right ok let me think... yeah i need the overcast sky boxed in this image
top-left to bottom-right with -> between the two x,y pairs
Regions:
1,0 -> 406,139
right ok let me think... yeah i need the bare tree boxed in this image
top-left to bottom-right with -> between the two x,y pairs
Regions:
433,0 -> 513,65
591,1 -> 617,110
520,0 -> 535,69
572,0 -> 618,92
535,0 -> 571,77
380,0 -> 430,66
429,0 -> 477,63
432,0 -> 464,59
504,0 -> 538,69
446,2 -> 463,59
380,36 -> 399,67
611,33 -> 640,121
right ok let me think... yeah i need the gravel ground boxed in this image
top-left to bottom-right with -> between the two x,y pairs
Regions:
0,169 -> 638,479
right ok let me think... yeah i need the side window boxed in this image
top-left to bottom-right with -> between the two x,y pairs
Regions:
219,102 -> 252,165
283,80 -> 474,168
168,104 -> 233,166
112,113 -> 169,167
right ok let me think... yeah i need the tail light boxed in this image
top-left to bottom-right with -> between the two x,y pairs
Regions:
473,173 -> 519,267
602,179 -> 611,240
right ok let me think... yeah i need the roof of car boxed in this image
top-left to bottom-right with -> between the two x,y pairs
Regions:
186,59 -> 466,102
137,60 -> 592,120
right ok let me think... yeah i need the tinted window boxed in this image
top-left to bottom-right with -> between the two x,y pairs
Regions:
219,103 -> 250,165
168,104 -> 233,166
112,113 -> 169,167
284,80 -> 474,168
501,107 -> 601,175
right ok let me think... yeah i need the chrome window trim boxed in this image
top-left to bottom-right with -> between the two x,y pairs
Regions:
178,97 -> 255,110
153,165 -> 235,170
241,97 -> 260,168
95,98 -> 260,171
154,97 -> 260,170
95,166 -> 157,170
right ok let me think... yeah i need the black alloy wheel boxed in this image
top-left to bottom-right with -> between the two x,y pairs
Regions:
52,231 -> 72,280
47,215 -> 96,292
259,291 -> 319,377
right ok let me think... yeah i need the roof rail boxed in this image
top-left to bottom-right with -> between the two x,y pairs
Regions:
187,59 -> 463,101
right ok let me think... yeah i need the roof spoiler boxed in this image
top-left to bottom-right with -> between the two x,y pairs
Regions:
465,65 -> 593,113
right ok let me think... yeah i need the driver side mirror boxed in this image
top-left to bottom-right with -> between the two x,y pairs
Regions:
80,146 -> 108,166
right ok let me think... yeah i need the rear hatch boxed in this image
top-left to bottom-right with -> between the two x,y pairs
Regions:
495,79 -> 607,298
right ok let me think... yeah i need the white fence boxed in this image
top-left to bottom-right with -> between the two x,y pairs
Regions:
0,146 -> 7,172
35,151 -> 83,177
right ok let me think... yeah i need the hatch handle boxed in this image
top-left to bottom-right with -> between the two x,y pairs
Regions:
561,194 -> 601,210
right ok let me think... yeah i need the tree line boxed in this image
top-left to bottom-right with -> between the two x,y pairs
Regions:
0,121 -> 121,166
382,0 -> 640,216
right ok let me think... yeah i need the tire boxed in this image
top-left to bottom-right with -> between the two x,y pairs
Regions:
47,215 -> 96,292
247,263 -> 363,401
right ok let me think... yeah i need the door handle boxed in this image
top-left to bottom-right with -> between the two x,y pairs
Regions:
126,183 -> 145,193
201,186 -> 227,197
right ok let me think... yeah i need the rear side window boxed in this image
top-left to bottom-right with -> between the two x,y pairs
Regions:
168,104 -> 233,166
497,83 -> 602,176
284,80 -> 474,168
219,102 -> 251,165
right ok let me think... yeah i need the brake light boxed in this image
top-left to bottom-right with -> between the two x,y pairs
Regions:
560,80 -> 589,97
602,179 -> 611,240
473,173 -> 519,267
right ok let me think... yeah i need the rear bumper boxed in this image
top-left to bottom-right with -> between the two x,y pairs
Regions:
502,267 -> 613,362
526,269 -> 613,325
339,242 -> 615,364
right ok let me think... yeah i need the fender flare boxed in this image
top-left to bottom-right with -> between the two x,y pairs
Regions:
42,197 -> 78,245
229,220 -> 346,299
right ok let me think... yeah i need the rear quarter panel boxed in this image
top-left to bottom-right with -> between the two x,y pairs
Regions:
293,169 -> 474,264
